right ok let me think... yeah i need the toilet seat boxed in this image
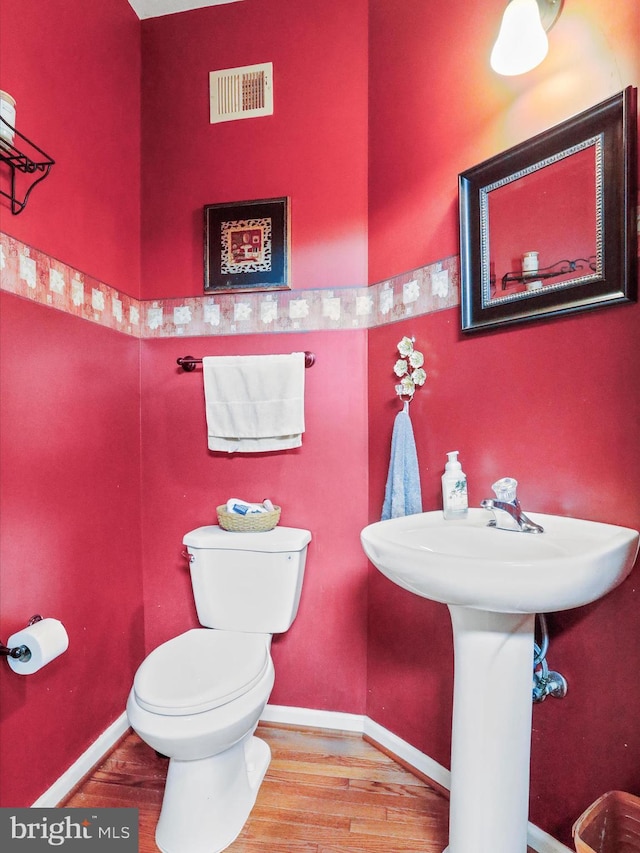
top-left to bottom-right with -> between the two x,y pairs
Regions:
133,629 -> 270,716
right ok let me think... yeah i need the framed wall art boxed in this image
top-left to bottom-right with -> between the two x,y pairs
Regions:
204,196 -> 290,294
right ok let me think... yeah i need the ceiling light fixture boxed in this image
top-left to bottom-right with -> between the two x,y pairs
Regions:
490,0 -> 563,76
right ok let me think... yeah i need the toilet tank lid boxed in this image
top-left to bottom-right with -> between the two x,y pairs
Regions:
183,525 -> 311,552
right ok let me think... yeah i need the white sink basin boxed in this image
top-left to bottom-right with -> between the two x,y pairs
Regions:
361,508 -> 639,614
361,507 -> 639,852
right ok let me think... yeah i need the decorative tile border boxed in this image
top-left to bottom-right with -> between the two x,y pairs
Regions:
0,233 -> 142,336
145,259 -> 460,338
0,230 -> 459,337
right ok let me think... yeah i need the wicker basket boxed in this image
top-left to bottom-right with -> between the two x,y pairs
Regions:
216,504 -> 281,532
573,791 -> 640,853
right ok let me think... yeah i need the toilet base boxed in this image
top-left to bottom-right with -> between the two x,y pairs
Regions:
156,735 -> 271,853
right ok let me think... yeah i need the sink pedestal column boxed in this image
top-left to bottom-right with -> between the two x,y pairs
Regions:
444,606 -> 536,853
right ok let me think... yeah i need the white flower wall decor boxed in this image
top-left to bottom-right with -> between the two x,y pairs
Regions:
393,336 -> 427,400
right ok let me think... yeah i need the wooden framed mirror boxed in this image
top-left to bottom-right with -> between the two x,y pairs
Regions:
459,87 -> 637,333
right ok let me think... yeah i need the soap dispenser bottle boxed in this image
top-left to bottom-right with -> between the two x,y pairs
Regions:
441,451 -> 468,520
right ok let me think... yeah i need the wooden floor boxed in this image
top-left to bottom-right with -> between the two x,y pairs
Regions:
62,724 -> 451,852
62,724 -> 538,852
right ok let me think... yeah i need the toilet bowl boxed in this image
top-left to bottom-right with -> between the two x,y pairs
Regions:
126,629 -> 275,853
126,525 -> 311,853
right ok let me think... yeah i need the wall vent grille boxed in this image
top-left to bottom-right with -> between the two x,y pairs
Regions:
209,62 -> 273,123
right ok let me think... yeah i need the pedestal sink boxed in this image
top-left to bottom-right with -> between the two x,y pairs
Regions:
361,508 -> 639,853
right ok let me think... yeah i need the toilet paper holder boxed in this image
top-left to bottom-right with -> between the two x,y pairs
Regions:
0,614 -> 42,662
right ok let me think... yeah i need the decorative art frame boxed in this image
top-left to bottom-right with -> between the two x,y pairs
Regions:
204,197 -> 290,294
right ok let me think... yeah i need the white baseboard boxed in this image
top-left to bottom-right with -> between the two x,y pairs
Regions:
260,703 -> 366,733
32,704 -> 572,853
31,711 -> 129,808
526,824 -> 574,853
362,715 -> 452,792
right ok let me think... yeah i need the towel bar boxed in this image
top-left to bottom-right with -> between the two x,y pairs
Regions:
177,352 -> 316,372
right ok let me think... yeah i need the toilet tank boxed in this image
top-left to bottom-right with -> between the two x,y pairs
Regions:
183,525 -> 312,633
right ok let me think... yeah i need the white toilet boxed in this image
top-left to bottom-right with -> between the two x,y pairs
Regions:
126,524 -> 311,853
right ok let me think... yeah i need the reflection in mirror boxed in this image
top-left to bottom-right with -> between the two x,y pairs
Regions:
459,87 -> 637,332
484,141 -> 599,303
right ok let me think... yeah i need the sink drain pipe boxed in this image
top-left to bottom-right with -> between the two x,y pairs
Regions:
532,613 -> 568,703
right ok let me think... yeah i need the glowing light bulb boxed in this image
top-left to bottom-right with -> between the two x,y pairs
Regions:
490,0 -> 549,76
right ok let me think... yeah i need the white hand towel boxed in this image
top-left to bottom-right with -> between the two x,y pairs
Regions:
203,353 -> 306,453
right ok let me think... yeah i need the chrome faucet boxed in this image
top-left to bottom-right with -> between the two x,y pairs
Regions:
480,477 -> 544,534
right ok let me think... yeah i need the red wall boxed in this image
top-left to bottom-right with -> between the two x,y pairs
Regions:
368,0 -> 640,845
0,0 -> 372,808
367,303 -> 640,838
137,0 -> 371,713
0,0 -> 141,295
140,0 -> 368,297
0,0 -> 142,807
140,331 -> 370,714
1,0 -> 639,847
368,0 -> 640,284
0,292 -> 143,807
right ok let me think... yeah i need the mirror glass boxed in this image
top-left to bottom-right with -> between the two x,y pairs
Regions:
485,142 -> 599,299
459,87 -> 636,332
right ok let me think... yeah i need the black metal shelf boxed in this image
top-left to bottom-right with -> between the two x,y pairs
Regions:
0,116 -> 54,215
500,256 -> 597,290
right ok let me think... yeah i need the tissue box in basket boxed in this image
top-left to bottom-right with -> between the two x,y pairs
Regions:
216,505 -> 281,532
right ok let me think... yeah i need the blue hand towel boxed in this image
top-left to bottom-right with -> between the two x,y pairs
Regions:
381,403 -> 423,520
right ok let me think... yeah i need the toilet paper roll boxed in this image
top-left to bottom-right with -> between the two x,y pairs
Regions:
7,618 -> 69,675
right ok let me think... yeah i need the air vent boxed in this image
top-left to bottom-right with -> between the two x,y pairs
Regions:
209,62 -> 273,124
